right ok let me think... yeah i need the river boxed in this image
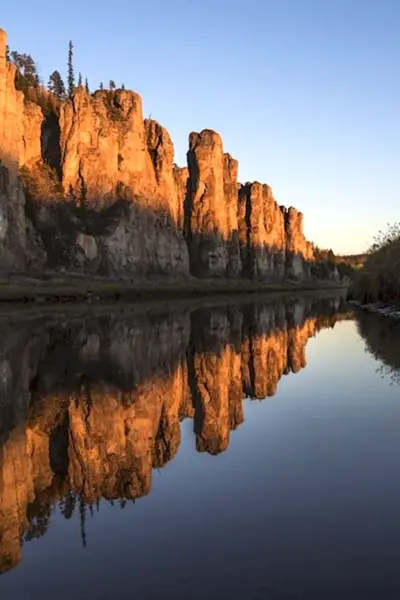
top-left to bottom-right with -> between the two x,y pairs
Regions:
1,291 -> 400,599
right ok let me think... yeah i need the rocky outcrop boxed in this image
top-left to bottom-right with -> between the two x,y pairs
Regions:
0,26 -> 329,282
60,89 -> 152,204
59,89 -> 182,221
284,207 -> 314,279
0,28 -> 42,173
185,132 -> 242,278
187,130 -> 226,276
238,183 -> 286,280
0,29 -> 45,272
49,87 -> 189,277
0,28 -> 23,175
224,153 -> 241,277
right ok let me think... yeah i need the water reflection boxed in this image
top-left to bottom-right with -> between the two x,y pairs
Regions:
356,311 -> 400,385
0,293 -> 349,574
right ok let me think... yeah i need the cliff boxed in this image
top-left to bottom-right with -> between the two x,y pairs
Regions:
0,27 -> 335,283
0,29 -> 45,272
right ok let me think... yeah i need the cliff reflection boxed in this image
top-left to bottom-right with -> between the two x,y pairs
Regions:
0,294 -> 349,573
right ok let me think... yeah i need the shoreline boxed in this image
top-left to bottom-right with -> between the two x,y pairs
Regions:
0,277 -> 348,305
348,300 -> 400,320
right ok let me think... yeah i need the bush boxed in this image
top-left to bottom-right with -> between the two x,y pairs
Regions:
348,222 -> 400,303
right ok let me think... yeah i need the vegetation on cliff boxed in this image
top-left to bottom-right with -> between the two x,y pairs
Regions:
348,223 -> 400,303
7,37 -> 121,115
0,26 -> 353,289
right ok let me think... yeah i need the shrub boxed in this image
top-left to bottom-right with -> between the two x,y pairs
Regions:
349,223 -> 400,303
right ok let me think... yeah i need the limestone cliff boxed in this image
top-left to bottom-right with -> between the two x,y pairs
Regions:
284,206 -> 314,279
0,26 -> 326,282
37,87 -> 189,277
0,29 -> 45,272
238,182 -> 286,280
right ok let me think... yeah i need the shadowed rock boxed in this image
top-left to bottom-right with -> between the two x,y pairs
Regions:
0,26 -> 336,283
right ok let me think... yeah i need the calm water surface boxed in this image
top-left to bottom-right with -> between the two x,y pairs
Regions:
1,293 -> 400,599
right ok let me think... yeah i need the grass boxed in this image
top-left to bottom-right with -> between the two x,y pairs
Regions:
0,276 -> 348,305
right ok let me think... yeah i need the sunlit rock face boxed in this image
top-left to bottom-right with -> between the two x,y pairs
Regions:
238,183 -> 286,280
0,26 -> 328,280
186,130 -> 237,277
284,207 -> 315,280
0,28 -> 42,175
0,293 -> 350,573
0,28 -> 46,272
48,87 -> 190,277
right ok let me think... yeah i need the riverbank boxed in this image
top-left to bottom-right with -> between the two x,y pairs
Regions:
347,229 -> 400,305
348,300 -> 400,321
0,275 -> 348,304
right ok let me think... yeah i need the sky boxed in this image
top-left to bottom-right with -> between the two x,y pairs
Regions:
2,0 -> 399,254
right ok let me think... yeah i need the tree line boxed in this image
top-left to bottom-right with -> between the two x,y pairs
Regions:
6,40 -> 125,105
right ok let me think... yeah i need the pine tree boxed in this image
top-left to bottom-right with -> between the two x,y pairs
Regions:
78,72 -> 82,86
121,83 -> 125,90
10,51 -> 39,92
109,79 -> 116,90
85,77 -> 89,94
23,55 -> 39,87
79,498 -> 87,548
60,491 -> 76,520
48,70 -> 66,100
99,82 -> 103,90
67,40 -> 74,98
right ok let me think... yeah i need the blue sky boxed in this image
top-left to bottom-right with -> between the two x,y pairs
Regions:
2,0 -> 399,253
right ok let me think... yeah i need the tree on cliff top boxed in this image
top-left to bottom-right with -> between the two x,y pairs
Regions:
85,77 -> 89,94
67,40 -> 74,98
48,70 -> 66,100
109,80 -> 116,90
78,72 -> 82,86
10,51 -> 40,93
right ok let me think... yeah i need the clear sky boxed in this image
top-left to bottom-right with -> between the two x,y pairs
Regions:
2,0 -> 399,254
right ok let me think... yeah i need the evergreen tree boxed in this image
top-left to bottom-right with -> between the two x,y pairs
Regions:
5,45 -> 10,62
121,83 -> 125,90
85,77 -> 89,94
67,40 -> 74,98
99,82 -> 103,90
23,54 -> 39,87
60,491 -> 76,520
10,50 -> 22,69
79,498 -> 87,548
78,71 -> 82,86
11,51 -> 39,92
48,70 -> 66,100
109,79 -> 116,90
